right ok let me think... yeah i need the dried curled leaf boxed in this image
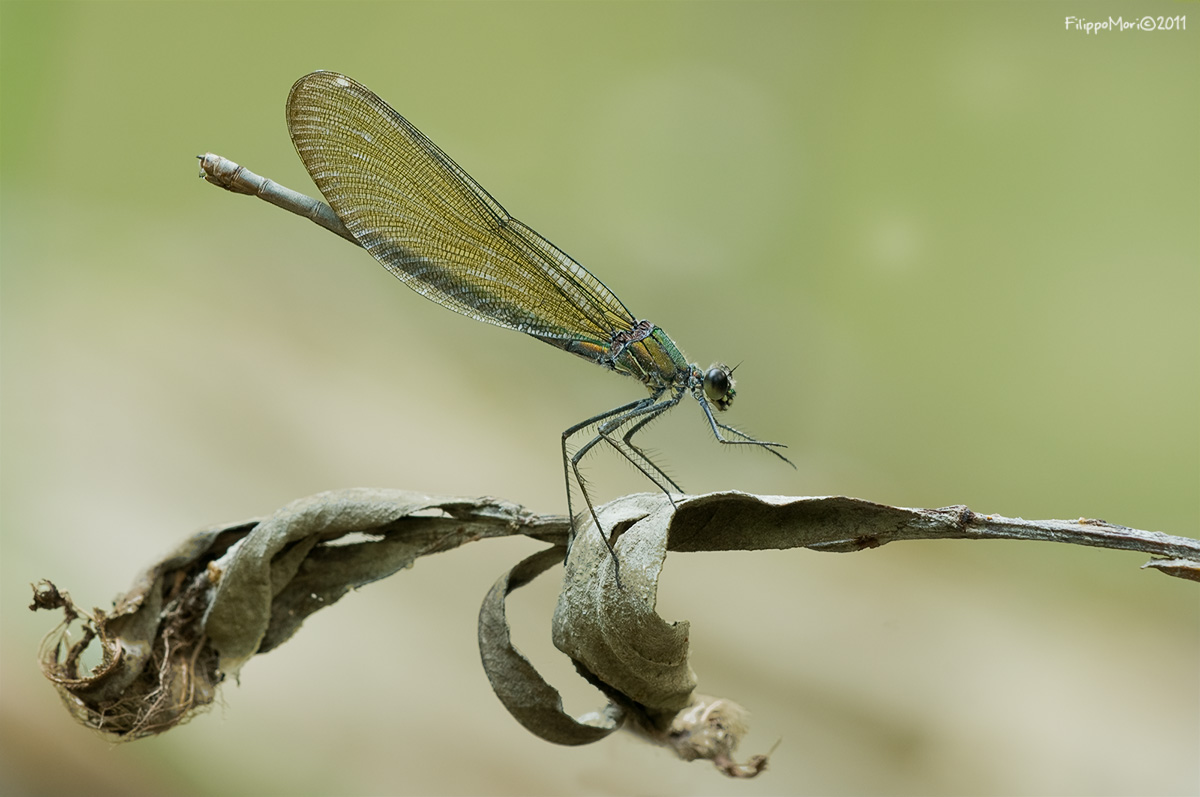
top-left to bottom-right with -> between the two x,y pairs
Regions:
478,547 -> 624,745
31,522 -> 245,737
549,494 -> 765,775
537,490 -> 1199,775
553,495 -> 696,718
31,489 -> 567,739
31,485 -> 1196,778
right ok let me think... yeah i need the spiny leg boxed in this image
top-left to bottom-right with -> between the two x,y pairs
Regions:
561,397 -> 656,552
614,395 -> 687,499
713,420 -> 795,467
567,398 -> 678,532
698,397 -> 796,468
563,393 -> 685,578
579,391 -> 686,501
597,388 -> 685,495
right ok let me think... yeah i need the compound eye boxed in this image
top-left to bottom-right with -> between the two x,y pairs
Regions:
705,368 -> 729,397
702,366 -> 735,409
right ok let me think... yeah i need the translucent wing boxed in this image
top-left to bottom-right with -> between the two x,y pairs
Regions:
286,71 -> 635,344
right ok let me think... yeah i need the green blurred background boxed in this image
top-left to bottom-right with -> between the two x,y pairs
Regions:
2,2 -> 1196,795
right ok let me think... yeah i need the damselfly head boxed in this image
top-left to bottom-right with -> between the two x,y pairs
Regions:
702,364 -> 737,411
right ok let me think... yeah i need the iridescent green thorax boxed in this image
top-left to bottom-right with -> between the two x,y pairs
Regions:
535,321 -> 685,393
537,319 -> 740,414
611,326 -> 691,395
